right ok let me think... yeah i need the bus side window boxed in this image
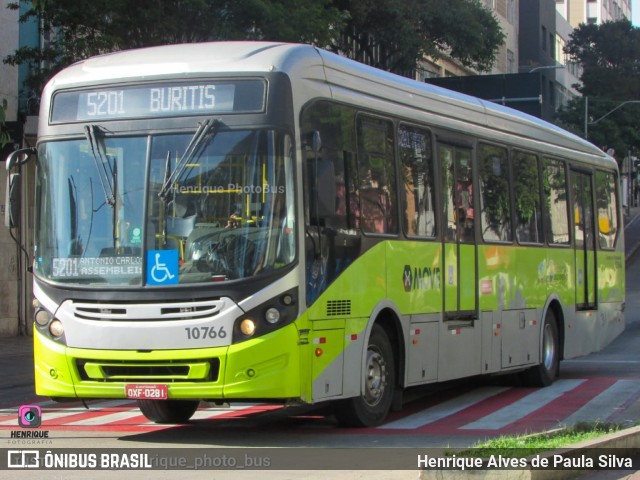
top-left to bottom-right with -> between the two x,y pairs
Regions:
513,151 -> 543,244
301,100 -> 360,305
542,157 -> 570,245
399,124 -> 436,238
356,116 -> 397,234
595,170 -> 619,249
478,144 -> 512,243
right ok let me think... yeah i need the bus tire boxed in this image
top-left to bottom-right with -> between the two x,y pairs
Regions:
137,399 -> 200,424
521,310 -> 559,387
334,324 -> 395,427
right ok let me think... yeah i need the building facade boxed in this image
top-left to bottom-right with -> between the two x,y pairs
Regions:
0,0 -> 21,336
427,0 -> 631,122
0,0 -> 38,336
417,0 -> 520,81
556,0 -> 630,27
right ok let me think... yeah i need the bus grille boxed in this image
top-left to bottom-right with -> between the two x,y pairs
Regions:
70,298 -> 224,322
75,358 -> 220,383
326,299 -> 351,316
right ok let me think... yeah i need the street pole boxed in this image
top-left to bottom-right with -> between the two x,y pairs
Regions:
586,100 -> 640,141
584,96 -> 588,140
629,152 -> 632,217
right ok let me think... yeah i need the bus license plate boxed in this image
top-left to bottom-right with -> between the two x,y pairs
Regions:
125,384 -> 168,400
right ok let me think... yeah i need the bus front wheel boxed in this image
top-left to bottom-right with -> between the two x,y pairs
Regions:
521,310 -> 559,387
334,324 -> 395,427
137,399 -> 200,424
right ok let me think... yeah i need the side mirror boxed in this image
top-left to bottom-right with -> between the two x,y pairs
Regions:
4,147 -> 35,229
6,147 -> 35,171
5,172 -> 20,229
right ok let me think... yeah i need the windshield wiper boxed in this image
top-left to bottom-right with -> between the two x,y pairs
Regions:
158,119 -> 220,201
84,124 -> 116,207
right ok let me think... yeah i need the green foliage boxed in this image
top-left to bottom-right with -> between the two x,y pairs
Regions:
557,19 -> 640,159
455,421 -> 624,458
332,0 -> 505,75
4,0 -> 504,100
4,0 -> 347,95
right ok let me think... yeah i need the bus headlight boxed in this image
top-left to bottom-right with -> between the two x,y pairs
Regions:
265,307 -> 280,324
240,319 -> 256,336
49,320 -> 65,338
34,309 -> 52,327
232,287 -> 298,344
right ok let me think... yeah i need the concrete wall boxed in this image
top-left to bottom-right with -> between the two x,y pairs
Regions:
0,170 -> 20,336
0,0 -> 21,336
0,0 -> 19,121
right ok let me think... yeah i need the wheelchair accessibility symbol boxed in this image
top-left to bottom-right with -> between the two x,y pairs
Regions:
147,250 -> 179,285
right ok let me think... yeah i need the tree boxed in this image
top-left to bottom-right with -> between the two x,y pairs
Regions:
330,0 -> 505,76
4,0 -> 504,105
4,0 -> 347,95
556,19 -> 640,160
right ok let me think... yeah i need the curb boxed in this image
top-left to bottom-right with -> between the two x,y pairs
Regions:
419,425 -> 640,479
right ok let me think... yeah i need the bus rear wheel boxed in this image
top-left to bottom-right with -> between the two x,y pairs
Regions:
521,309 -> 559,387
334,324 -> 395,427
137,399 -> 200,424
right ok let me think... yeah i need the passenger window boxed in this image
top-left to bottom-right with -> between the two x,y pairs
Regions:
543,157 -> 570,245
440,144 -> 474,243
479,144 -> 512,242
356,116 -> 397,234
595,170 -> 619,249
513,151 -> 543,244
399,125 -> 436,238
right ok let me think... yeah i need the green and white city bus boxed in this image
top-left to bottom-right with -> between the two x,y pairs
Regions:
5,42 -> 625,426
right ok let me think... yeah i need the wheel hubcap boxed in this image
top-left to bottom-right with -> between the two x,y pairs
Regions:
542,323 -> 555,371
364,346 -> 387,407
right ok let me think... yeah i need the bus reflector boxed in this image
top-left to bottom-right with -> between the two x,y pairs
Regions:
480,280 -> 493,294
315,348 -> 323,357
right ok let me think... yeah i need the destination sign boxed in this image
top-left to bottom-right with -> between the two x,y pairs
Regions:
51,79 -> 266,123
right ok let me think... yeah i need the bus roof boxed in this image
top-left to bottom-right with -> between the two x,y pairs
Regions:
45,41 -> 613,166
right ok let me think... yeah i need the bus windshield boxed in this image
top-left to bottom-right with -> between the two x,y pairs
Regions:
34,128 -> 296,286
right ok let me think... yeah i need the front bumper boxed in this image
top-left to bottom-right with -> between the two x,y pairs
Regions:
34,323 -> 302,401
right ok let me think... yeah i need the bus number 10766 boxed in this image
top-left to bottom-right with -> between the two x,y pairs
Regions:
185,326 -> 227,340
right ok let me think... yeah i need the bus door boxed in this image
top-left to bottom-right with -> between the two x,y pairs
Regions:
437,143 -> 480,381
571,169 -> 597,310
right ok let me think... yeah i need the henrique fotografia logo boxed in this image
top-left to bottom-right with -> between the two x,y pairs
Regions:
18,405 -> 41,428
10,405 -> 51,444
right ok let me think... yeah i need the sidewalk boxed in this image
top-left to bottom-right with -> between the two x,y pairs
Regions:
625,205 -> 640,260
0,334 -> 32,354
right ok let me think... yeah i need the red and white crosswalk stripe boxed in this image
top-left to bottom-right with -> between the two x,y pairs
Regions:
377,377 -> 640,434
0,400 -> 282,432
459,379 -> 585,430
0,377 -> 639,435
